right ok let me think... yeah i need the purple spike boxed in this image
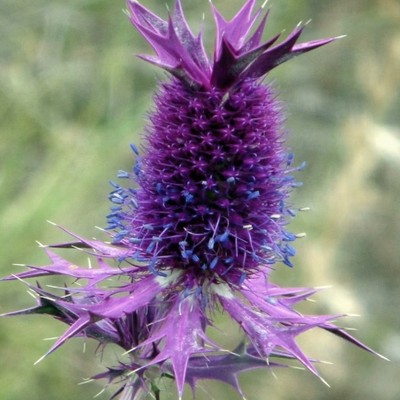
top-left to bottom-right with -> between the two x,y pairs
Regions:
127,1 -> 168,34
244,27 -> 342,79
35,315 -> 95,364
173,0 -> 211,74
45,223 -> 132,259
212,0 -> 260,56
322,324 -> 387,359
241,10 -> 269,53
89,274 -> 169,319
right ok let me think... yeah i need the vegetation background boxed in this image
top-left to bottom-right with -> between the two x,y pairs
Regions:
1,0 -> 399,399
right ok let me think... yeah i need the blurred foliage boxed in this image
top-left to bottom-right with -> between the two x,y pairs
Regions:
1,0 -> 399,399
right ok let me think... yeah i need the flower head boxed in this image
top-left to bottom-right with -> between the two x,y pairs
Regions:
1,1 -> 380,400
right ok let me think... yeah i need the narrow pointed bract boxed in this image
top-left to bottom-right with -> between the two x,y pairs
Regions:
1,1 -> 381,399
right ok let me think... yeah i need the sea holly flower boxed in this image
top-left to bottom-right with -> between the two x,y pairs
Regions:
1,1 -> 382,399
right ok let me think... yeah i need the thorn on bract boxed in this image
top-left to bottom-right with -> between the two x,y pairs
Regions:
318,375 -> 331,388
34,354 -> 46,366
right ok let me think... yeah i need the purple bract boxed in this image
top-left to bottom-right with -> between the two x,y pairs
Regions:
1,1 -> 381,400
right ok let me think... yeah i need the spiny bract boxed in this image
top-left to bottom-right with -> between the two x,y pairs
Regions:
1,1 -> 379,400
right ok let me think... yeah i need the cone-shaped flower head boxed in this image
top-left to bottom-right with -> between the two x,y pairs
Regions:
1,2 -> 381,400
113,0 -> 338,285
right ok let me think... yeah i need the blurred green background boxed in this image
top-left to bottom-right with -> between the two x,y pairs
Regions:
1,0 -> 399,399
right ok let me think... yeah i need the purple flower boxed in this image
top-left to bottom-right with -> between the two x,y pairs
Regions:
1,1 -> 382,399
